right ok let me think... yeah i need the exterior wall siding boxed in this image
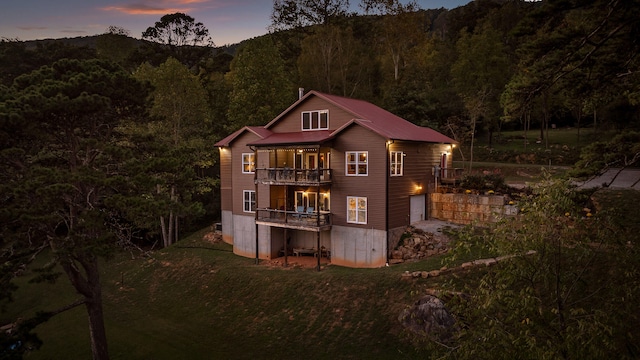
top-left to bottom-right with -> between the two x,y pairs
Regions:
230,132 -> 260,215
268,97 -> 356,133
219,147 -> 233,211
387,141 -> 449,229
331,125 -> 387,230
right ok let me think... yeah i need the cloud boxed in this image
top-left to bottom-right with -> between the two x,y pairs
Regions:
101,0 -> 211,15
102,5 -> 190,15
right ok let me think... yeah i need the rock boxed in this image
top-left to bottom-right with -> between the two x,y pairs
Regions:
398,295 -> 456,341
389,258 -> 404,265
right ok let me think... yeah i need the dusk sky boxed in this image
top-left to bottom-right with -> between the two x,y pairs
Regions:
1,0 -> 473,46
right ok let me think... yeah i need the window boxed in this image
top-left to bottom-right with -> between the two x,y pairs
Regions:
347,196 -> 367,224
346,151 -> 368,176
243,190 -> 256,213
295,191 -> 318,211
390,151 -> 403,176
302,110 -> 329,130
242,153 -> 255,174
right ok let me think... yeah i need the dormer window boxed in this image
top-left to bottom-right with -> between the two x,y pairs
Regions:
302,110 -> 329,131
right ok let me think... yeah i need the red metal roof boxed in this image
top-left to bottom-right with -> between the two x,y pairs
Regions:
248,130 -> 333,146
216,91 -> 456,147
214,126 -> 272,147
315,92 -> 456,143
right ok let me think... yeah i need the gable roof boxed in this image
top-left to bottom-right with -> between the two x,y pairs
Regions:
266,90 -> 456,144
214,126 -> 272,147
216,91 -> 456,147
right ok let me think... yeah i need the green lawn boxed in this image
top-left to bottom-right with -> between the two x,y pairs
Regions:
456,127 -> 616,167
5,228 -> 459,360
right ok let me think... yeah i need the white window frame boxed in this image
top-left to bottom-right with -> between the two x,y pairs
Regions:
301,110 -> 329,131
390,151 -> 404,176
345,151 -> 368,176
347,196 -> 367,224
243,190 -> 256,213
242,153 -> 255,174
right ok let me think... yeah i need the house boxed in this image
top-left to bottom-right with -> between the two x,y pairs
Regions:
215,90 -> 456,268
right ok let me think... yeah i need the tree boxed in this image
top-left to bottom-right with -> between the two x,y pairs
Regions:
96,26 -> 136,68
570,131 -> 640,184
270,0 -> 351,30
142,12 -> 212,47
0,59 -> 151,360
451,22 -> 511,169
141,13 -> 213,69
133,58 -> 211,247
360,0 -> 422,82
226,36 -> 295,130
297,24 -> 371,97
444,178 -> 640,359
503,0 -> 640,134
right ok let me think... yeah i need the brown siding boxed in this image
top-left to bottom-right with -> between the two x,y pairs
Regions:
387,142 -> 453,228
230,132 -> 260,215
268,97 -> 356,133
331,125 -> 387,230
219,147 -> 233,211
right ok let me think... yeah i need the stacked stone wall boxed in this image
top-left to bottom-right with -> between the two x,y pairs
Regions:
430,193 -> 517,225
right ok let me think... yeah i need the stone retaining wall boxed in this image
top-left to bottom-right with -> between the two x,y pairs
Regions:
430,193 -> 517,225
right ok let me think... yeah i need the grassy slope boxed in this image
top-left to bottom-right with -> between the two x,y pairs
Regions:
6,228 -> 458,360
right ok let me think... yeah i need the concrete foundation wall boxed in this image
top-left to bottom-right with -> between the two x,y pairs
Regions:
221,210 -> 234,244
330,226 -> 387,268
430,193 -> 516,225
232,214 -> 257,258
257,224 -> 273,259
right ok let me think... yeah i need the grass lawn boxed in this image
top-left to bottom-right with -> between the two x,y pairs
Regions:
455,127 -> 616,167
5,228 -> 464,360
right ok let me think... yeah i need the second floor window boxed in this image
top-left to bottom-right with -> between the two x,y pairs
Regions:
390,151 -> 403,176
242,153 -> 255,174
346,151 -> 367,176
243,190 -> 256,213
302,110 -> 329,130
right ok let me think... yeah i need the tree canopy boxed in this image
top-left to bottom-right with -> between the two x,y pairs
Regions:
0,58 -> 152,359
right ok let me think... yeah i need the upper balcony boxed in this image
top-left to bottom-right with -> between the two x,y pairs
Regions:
255,168 -> 332,186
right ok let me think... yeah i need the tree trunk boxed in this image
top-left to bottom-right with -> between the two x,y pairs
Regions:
469,115 -> 477,173
60,254 -> 109,360
86,289 -> 109,360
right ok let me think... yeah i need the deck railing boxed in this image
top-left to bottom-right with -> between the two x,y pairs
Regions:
255,208 -> 331,229
255,168 -> 332,185
439,167 -> 465,185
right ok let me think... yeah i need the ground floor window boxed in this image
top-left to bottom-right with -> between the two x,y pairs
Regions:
243,190 -> 256,213
347,196 -> 367,224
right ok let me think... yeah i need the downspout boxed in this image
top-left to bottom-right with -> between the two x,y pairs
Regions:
252,146 -> 259,265
385,139 -> 390,266
316,146 -> 321,272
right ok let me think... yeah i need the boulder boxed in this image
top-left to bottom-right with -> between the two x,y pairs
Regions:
398,295 -> 456,341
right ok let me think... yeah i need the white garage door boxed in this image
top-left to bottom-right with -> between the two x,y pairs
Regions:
410,194 -> 426,224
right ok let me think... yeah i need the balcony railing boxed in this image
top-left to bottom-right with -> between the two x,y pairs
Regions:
255,208 -> 331,231
255,168 -> 332,185
439,167 -> 465,186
